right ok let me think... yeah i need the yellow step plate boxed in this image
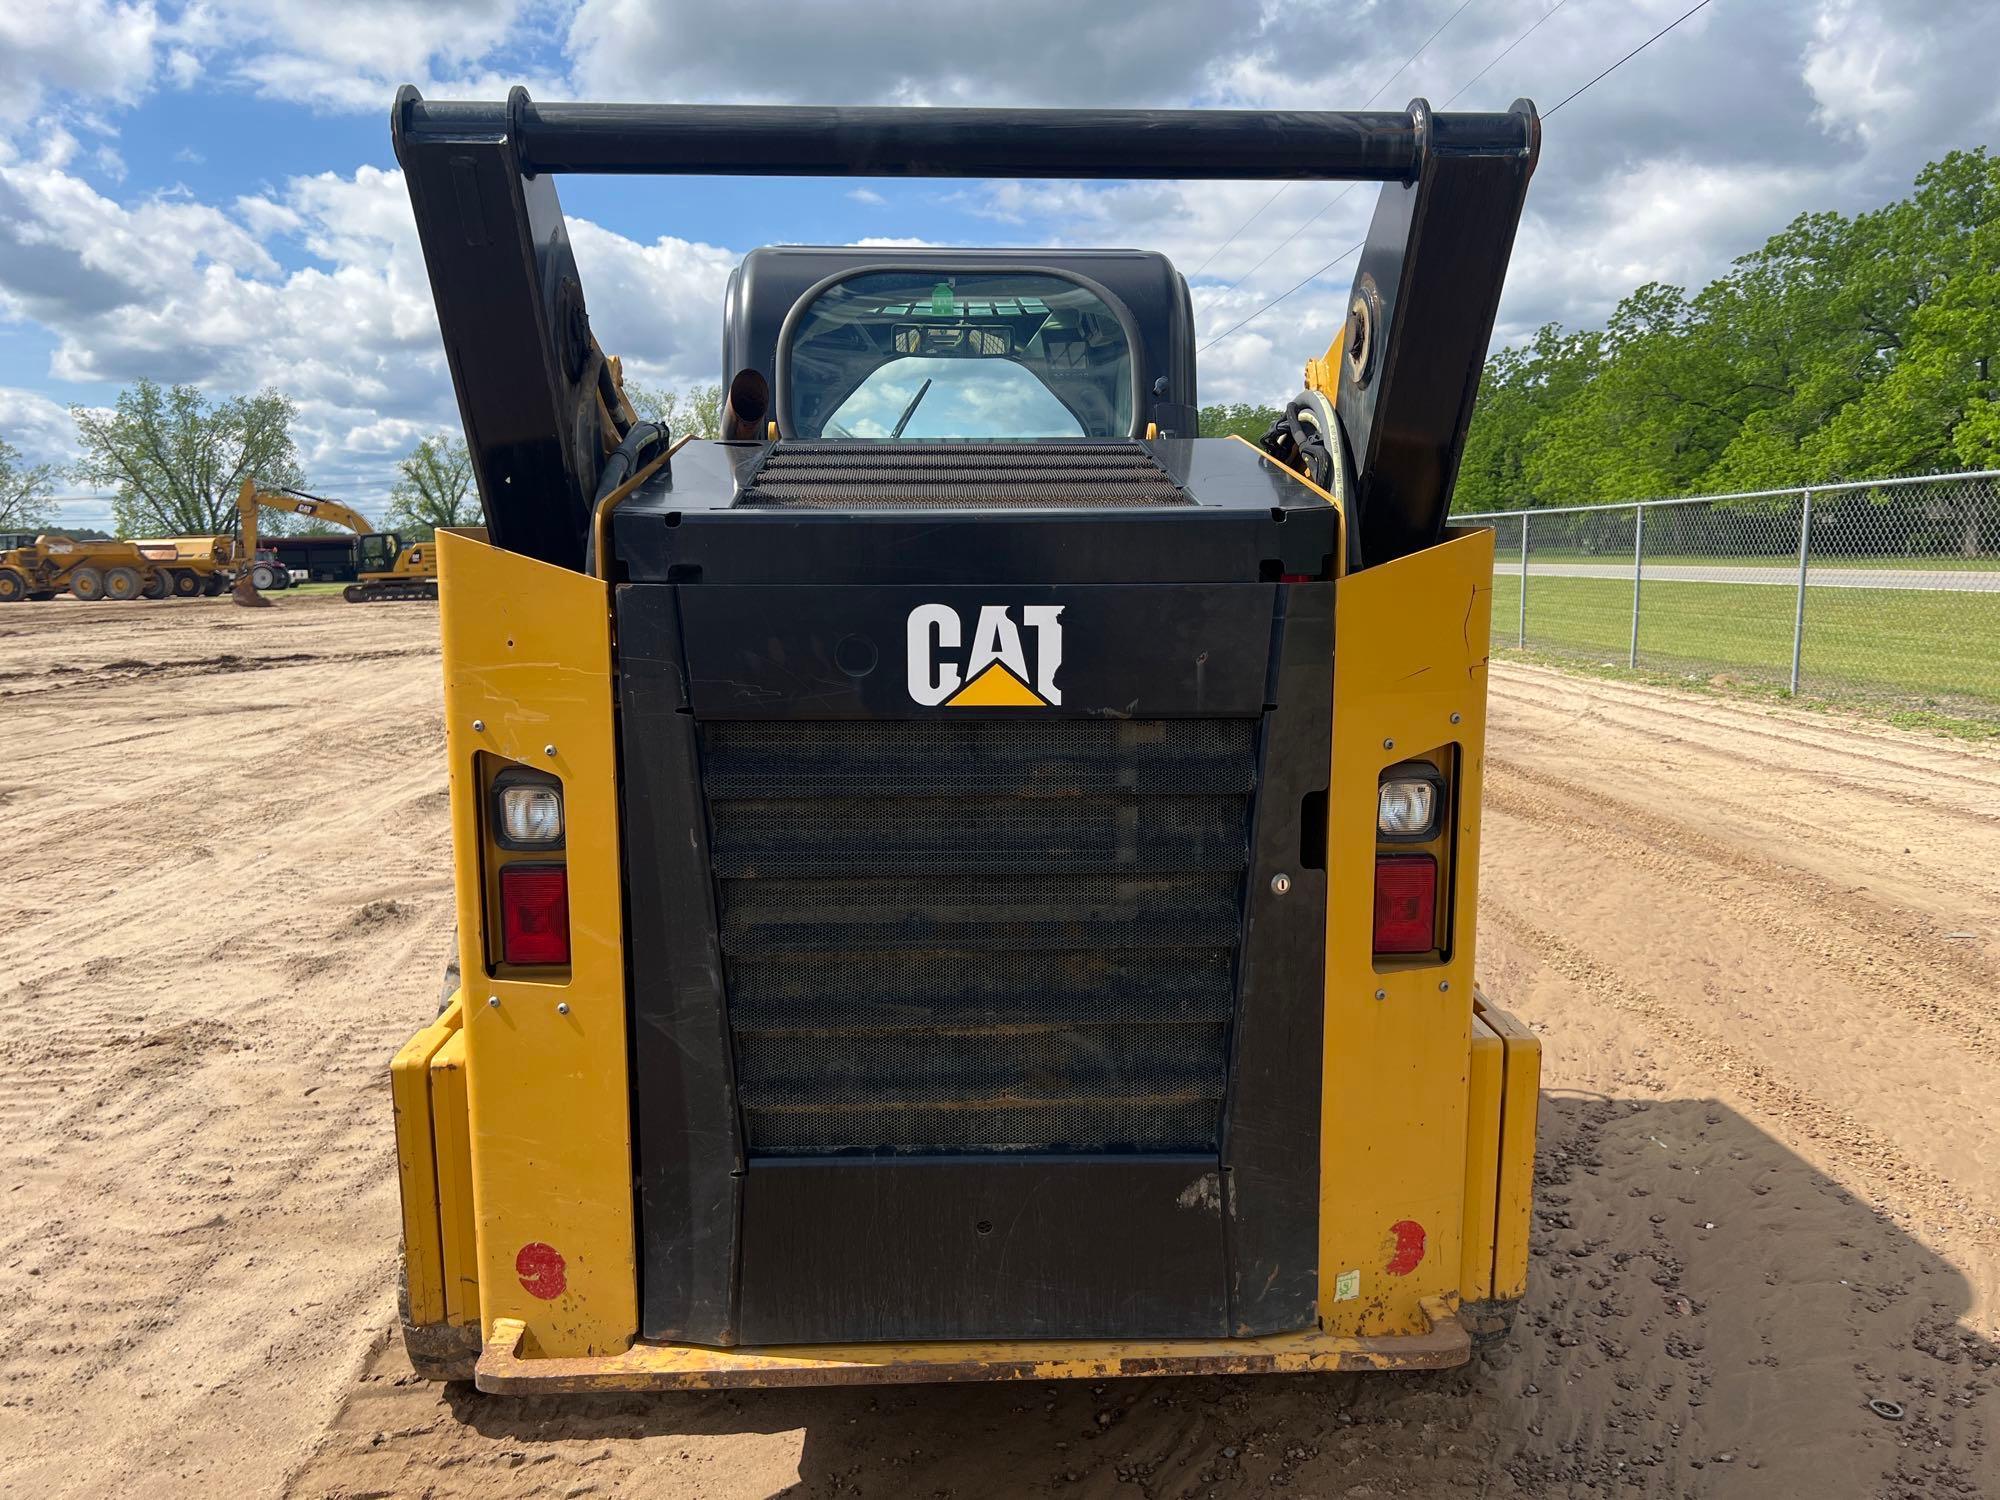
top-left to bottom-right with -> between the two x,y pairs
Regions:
474,1298 -> 1470,1393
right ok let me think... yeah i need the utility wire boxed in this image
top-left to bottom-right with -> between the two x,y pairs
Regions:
1201,0 -> 1718,352
1441,0 -> 1572,108
1545,0 -> 1713,115
1199,239 -> 1367,354
1212,0 -> 1571,305
1188,0 -> 1480,277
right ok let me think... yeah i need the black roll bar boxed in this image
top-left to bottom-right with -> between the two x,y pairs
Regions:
392,86 -> 1539,571
395,95 -> 1535,181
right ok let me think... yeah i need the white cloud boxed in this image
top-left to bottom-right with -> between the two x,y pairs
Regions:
0,146 -> 735,495
563,0 -> 1263,107
0,387 -> 79,465
0,1 -> 162,126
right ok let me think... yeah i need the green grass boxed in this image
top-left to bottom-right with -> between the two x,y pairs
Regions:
1502,550 -> 2000,572
1487,574 -> 2000,719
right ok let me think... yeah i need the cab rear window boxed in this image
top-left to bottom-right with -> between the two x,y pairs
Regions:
786,270 -> 1135,440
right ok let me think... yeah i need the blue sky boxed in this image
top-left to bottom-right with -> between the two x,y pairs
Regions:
3,0 -> 1997,531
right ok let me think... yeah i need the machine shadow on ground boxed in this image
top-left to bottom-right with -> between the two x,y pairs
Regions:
294,1095 -> 1997,1499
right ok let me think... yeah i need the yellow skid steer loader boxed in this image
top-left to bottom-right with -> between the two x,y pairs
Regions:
389,88 -> 1543,1392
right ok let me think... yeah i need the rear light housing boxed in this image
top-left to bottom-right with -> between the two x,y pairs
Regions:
1373,853 -> 1437,955
491,765 -> 565,849
1377,761 -> 1444,840
499,864 -> 570,966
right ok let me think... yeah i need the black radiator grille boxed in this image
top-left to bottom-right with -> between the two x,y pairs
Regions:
699,719 -> 1255,1155
734,441 -> 1192,509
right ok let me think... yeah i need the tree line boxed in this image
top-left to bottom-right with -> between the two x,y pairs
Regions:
1457,147 -> 1999,546
0,378 -> 745,544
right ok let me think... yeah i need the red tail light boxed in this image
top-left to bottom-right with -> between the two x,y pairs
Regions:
1373,854 -> 1437,954
500,864 -> 570,965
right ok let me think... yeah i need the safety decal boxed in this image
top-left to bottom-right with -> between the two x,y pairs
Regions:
516,1241 -> 567,1300
1384,1219 -> 1427,1276
1334,1268 -> 1361,1302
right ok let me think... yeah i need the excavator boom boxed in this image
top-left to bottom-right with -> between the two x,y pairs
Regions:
232,478 -> 437,604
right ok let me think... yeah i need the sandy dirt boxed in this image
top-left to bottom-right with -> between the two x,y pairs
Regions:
1,599 -> 1996,1499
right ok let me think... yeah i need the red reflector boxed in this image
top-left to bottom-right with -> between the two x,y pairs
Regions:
500,864 -> 570,965
1279,572 -> 1315,583
1373,854 -> 1437,954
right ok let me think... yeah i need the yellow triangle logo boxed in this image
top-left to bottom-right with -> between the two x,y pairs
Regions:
946,662 -> 1047,707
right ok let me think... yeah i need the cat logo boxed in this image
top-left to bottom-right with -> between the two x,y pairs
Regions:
907,603 -> 1064,707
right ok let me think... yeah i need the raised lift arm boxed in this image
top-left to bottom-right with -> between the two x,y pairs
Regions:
235,477 -> 378,566
392,89 -> 1539,573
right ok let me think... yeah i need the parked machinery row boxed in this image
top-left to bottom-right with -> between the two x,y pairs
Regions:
0,533 -> 260,603
0,477 -> 445,605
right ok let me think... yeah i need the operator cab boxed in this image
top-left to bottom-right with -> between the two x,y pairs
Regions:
357,532 -> 405,575
722,247 -> 1198,441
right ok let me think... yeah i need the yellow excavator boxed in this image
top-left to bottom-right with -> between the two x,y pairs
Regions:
234,478 -> 440,604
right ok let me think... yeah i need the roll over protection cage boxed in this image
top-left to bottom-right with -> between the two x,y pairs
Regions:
392,86 -> 1539,573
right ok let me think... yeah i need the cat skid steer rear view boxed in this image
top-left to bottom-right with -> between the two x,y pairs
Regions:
388,89 -> 1543,1390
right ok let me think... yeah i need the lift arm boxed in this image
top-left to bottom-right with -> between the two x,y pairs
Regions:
392,90 -> 1539,572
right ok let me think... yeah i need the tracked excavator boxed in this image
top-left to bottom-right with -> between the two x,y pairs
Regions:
233,478 -> 440,604
388,89 -> 1544,1392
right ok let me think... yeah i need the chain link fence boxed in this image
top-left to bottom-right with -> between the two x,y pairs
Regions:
1461,471 -> 2000,721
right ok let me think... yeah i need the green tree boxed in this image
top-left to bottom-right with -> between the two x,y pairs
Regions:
1799,152 -> 2000,551
626,382 -> 723,439
1455,325 -> 1603,510
1197,402 -> 1283,441
387,433 -> 481,539
71,380 -> 303,538
1454,147 -> 1999,524
0,437 -> 58,531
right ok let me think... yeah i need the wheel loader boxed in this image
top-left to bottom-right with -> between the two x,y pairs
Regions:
389,89 -> 1543,1391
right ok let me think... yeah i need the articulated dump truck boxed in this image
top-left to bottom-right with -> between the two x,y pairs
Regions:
389,88 -> 1544,1391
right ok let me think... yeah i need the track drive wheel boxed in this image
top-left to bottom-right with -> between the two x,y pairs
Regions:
343,583 -> 368,603
69,566 -> 105,601
0,568 -> 27,603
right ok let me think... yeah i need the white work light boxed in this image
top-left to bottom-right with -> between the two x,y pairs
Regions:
500,783 -> 564,845
1377,770 -> 1440,839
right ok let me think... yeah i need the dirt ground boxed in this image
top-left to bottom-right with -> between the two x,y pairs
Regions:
1,595 -> 1995,1500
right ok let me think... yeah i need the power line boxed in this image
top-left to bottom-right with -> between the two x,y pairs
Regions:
1211,0 -> 1571,303
1189,184 -> 1293,280
1201,0 -> 1718,352
1545,0 -> 1714,116
1199,238 -> 1366,354
1440,0 -> 1572,108
1362,0 -> 1484,108
1189,0 -> 1479,278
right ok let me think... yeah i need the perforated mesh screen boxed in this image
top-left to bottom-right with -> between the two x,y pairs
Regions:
734,441 -> 1192,509
701,718 -> 1254,1155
